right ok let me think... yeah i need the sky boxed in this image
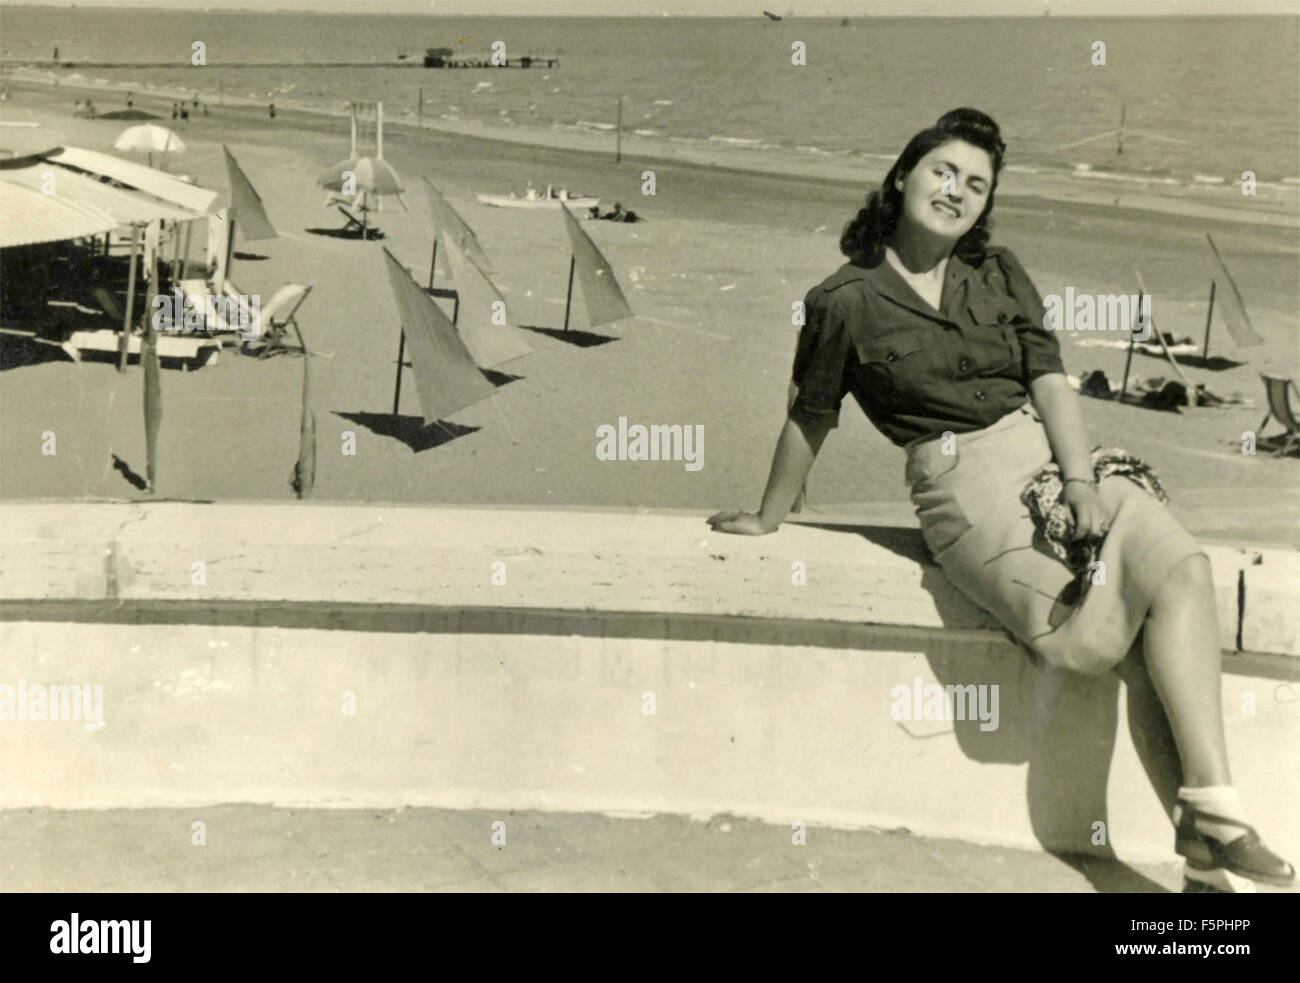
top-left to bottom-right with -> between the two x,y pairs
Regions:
4,0 -> 1297,15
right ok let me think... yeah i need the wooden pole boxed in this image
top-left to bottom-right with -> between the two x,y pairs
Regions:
392,329 -> 406,416
1202,279 -> 1216,361
350,103 -> 357,158
377,102 -> 384,159
141,253 -> 162,493
1117,100 -> 1125,156
180,221 -> 194,280
224,214 -> 237,288
118,224 -> 140,372
170,220 -> 183,283
562,255 -> 576,332
616,95 -> 622,164
1119,295 -> 1138,404
290,315 -> 316,498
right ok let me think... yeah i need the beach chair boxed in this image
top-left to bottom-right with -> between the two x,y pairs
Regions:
1257,374 -> 1300,456
239,284 -> 313,359
177,278 -> 254,340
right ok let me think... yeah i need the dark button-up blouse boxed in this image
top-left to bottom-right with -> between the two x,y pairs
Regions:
789,246 -> 1066,446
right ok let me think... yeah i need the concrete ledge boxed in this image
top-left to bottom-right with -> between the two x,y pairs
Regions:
1,502 -> 1297,867
2,501 -> 1295,657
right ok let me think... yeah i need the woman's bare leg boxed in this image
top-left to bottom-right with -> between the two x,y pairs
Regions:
1138,553 -> 1231,787
1113,639 -> 1182,815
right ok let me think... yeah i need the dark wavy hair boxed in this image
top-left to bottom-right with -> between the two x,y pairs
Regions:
840,108 -> 1007,267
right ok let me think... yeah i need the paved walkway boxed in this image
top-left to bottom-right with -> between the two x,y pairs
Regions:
1,805 -> 1217,893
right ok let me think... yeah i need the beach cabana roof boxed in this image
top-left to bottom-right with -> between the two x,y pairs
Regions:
0,146 -> 219,217
49,146 -> 218,215
0,146 -> 219,227
0,179 -> 120,248
1,167 -> 198,227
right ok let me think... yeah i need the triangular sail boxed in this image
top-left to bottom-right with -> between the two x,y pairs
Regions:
442,233 -> 533,368
424,178 -> 490,269
382,248 -> 494,425
223,145 -> 278,241
560,203 -> 633,327
1205,234 -> 1264,348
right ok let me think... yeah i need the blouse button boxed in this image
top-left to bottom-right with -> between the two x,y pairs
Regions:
958,356 -> 974,374
886,350 -> 899,363
974,389 -> 988,401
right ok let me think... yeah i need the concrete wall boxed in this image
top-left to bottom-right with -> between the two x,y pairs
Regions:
1,502 -> 1296,866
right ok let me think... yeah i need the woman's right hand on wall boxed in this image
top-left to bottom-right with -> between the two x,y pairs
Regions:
706,511 -> 777,535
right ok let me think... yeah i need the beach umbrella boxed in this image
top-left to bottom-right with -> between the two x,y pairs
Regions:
318,156 -> 405,200
113,124 -> 186,168
318,156 -> 406,237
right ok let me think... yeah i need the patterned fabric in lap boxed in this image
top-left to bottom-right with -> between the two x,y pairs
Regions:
1020,449 -> 1169,602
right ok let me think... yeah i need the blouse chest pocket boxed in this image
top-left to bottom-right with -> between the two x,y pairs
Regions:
964,295 -> 1023,376
854,331 -> 930,404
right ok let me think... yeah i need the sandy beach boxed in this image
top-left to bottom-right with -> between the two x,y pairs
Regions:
2,78 -> 1298,546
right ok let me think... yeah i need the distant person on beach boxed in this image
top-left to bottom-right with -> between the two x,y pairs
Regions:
179,105 -> 189,122
84,99 -> 96,117
171,103 -> 179,120
127,92 -> 134,108
708,106 -> 1293,895
269,102 -> 276,119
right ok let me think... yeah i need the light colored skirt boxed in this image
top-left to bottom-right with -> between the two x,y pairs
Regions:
905,404 -> 1206,669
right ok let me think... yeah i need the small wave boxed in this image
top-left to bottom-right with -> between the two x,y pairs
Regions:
1193,174 -> 1227,185
633,128 -> 659,136
576,120 -> 615,130
1280,177 -> 1300,186
709,135 -> 762,146
654,99 -> 673,106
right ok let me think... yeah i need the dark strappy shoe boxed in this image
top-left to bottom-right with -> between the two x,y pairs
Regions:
1175,798 -> 1296,888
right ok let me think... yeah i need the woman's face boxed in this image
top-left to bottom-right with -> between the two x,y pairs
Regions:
895,139 -> 994,243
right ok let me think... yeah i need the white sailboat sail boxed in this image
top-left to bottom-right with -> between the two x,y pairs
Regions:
382,247 -> 494,425
442,233 -> 534,368
560,202 -> 633,327
223,144 -> 278,241
425,178 -> 490,269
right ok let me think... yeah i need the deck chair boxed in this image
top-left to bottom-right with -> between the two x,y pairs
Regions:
239,284 -> 313,359
335,204 -> 373,238
1257,374 -> 1300,456
177,278 -> 254,339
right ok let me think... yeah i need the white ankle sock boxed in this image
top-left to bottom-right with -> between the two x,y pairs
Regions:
1178,785 -> 1249,844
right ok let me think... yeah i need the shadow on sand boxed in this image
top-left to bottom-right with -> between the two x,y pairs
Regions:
303,227 -> 387,241
333,412 -> 478,452
110,453 -> 149,491
520,324 -> 618,348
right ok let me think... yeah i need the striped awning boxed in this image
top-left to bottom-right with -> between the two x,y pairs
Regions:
0,179 -> 120,248
0,167 -> 198,226
48,146 -> 219,215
